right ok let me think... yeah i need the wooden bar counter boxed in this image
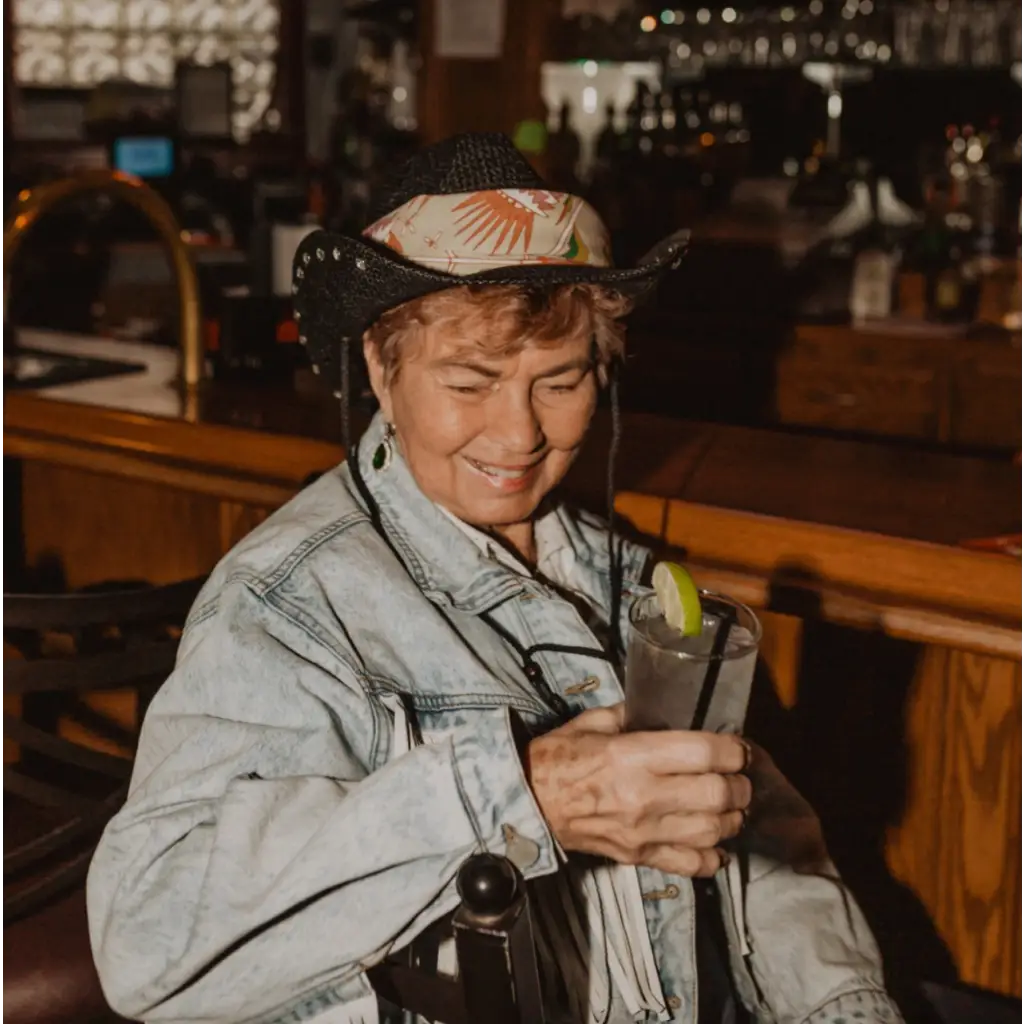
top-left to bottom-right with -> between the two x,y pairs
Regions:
5,332 -> 1021,1002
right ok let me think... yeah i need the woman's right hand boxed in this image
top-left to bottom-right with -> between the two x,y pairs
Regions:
523,703 -> 752,878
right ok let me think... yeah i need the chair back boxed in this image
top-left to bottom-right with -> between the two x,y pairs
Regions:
368,853 -> 546,1024
4,579 -> 545,1024
4,576 -> 205,925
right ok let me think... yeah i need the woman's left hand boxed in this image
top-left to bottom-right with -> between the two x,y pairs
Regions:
740,743 -> 829,872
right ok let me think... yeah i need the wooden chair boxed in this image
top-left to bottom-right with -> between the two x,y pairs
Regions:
3,578 -> 546,1024
368,852 -> 546,1024
4,576 -> 205,1024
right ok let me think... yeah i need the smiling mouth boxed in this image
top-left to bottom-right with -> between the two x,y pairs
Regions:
463,455 -> 544,487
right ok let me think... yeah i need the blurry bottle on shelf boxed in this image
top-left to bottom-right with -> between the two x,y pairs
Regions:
325,70 -> 377,234
620,80 -> 645,160
323,6 -> 420,234
911,177 -> 979,323
548,101 -> 583,192
681,89 -> 703,139
638,83 -> 660,157
969,165 -> 1002,264
324,41 -> 419,237
594,100 -> 620,173
929,240 -> 978,324
586,100 -> 627,266
655,89 -> 677,156
554,0 -> 1019,70
845,166 -> 905,322
798,158 -> 916,323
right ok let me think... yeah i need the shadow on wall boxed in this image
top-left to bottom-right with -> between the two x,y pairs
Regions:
616,520 -> 967,1021
3,458 -> 28,593
745,574 -> 959,1022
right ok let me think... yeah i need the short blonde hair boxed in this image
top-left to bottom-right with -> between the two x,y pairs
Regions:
364,284 -> 632,383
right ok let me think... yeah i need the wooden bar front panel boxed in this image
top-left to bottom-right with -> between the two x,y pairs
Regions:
887,648 -> 1022,997
617,491 -> 1021,999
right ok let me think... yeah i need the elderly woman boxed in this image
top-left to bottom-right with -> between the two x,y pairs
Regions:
88,134 -> 903,1024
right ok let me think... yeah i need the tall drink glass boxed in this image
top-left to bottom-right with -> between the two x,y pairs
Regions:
624,592 -> 761,735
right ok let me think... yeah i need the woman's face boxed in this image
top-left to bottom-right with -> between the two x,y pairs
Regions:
364,315 -> 599,530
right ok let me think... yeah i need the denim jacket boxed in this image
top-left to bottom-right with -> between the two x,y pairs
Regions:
87,414 -> 903,1024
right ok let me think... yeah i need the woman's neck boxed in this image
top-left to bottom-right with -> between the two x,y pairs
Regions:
489,521 -> 537,566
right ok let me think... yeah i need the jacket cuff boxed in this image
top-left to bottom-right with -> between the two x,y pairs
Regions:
450,707 -> 561,880
804,988 -> 905,1024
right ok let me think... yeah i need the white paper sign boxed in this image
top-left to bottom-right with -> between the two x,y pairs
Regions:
435,0 -> 506,58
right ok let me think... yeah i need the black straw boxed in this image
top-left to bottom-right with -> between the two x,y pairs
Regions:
690,600 -> 736,731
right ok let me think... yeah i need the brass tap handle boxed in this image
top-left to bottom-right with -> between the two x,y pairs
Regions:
3,170 -> 205,389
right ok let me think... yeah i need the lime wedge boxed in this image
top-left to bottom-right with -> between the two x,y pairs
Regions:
652,561 -> 703,637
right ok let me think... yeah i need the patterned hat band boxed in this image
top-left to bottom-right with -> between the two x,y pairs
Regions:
362,188 -> 613,277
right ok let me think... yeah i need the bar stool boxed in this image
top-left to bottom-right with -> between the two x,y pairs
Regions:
4,576 -> 205,1024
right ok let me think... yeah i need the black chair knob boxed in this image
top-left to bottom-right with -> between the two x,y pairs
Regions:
456,853 -> 520,916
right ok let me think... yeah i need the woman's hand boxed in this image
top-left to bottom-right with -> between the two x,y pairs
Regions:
742,743 -> 829,873
524,703 -> 752,878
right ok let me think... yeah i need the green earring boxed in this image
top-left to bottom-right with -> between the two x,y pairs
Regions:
373,423 -> 395,471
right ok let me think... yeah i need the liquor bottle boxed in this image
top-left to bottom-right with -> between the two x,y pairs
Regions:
638,84 -> 660,157
547,101 -> 582,192
587,101 -> 625,266
595,100 -> 620,171
656,89 -> 677,157
620,81 -> 646,161
848,166 -> 904,322
912,175 -> 980,323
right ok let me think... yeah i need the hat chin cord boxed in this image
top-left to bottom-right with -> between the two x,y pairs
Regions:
340,337 -> 353,455
605,366 -> 625,663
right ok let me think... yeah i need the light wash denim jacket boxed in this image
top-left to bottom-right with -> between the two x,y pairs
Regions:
87,415 -> 904,1024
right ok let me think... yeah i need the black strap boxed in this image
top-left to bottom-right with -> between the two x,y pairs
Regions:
349,449 -> 615,719
478,610 -> 619,719
606,368 -> 625,662
694,879 -> 746,1024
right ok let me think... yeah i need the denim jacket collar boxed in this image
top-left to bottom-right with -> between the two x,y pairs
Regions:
350,413 -> 645,617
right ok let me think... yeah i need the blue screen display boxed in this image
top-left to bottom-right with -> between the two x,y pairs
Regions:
113,137 -> 174,178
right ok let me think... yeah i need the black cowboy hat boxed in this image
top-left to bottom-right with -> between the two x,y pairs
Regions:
292,132 -> 689,390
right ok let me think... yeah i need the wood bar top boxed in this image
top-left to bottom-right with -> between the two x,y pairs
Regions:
4,328 -> 1019,545
571,414 -> 1019,549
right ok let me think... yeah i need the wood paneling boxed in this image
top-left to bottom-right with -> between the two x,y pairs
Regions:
5,393 -> 344,490
21,462 -> 241,590
218,501 -> 271,552
4,647 -> 22,763
776,324 -> 1021,450
951,345 -> 1024,450
615,490 -> 1021,998
9,392 -> 1019,550
776,364 -> 941,439
10,463 -> 277,780
887,649 -> 1022,996
417,0 -> 554,146
617,492 -> 1022,628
